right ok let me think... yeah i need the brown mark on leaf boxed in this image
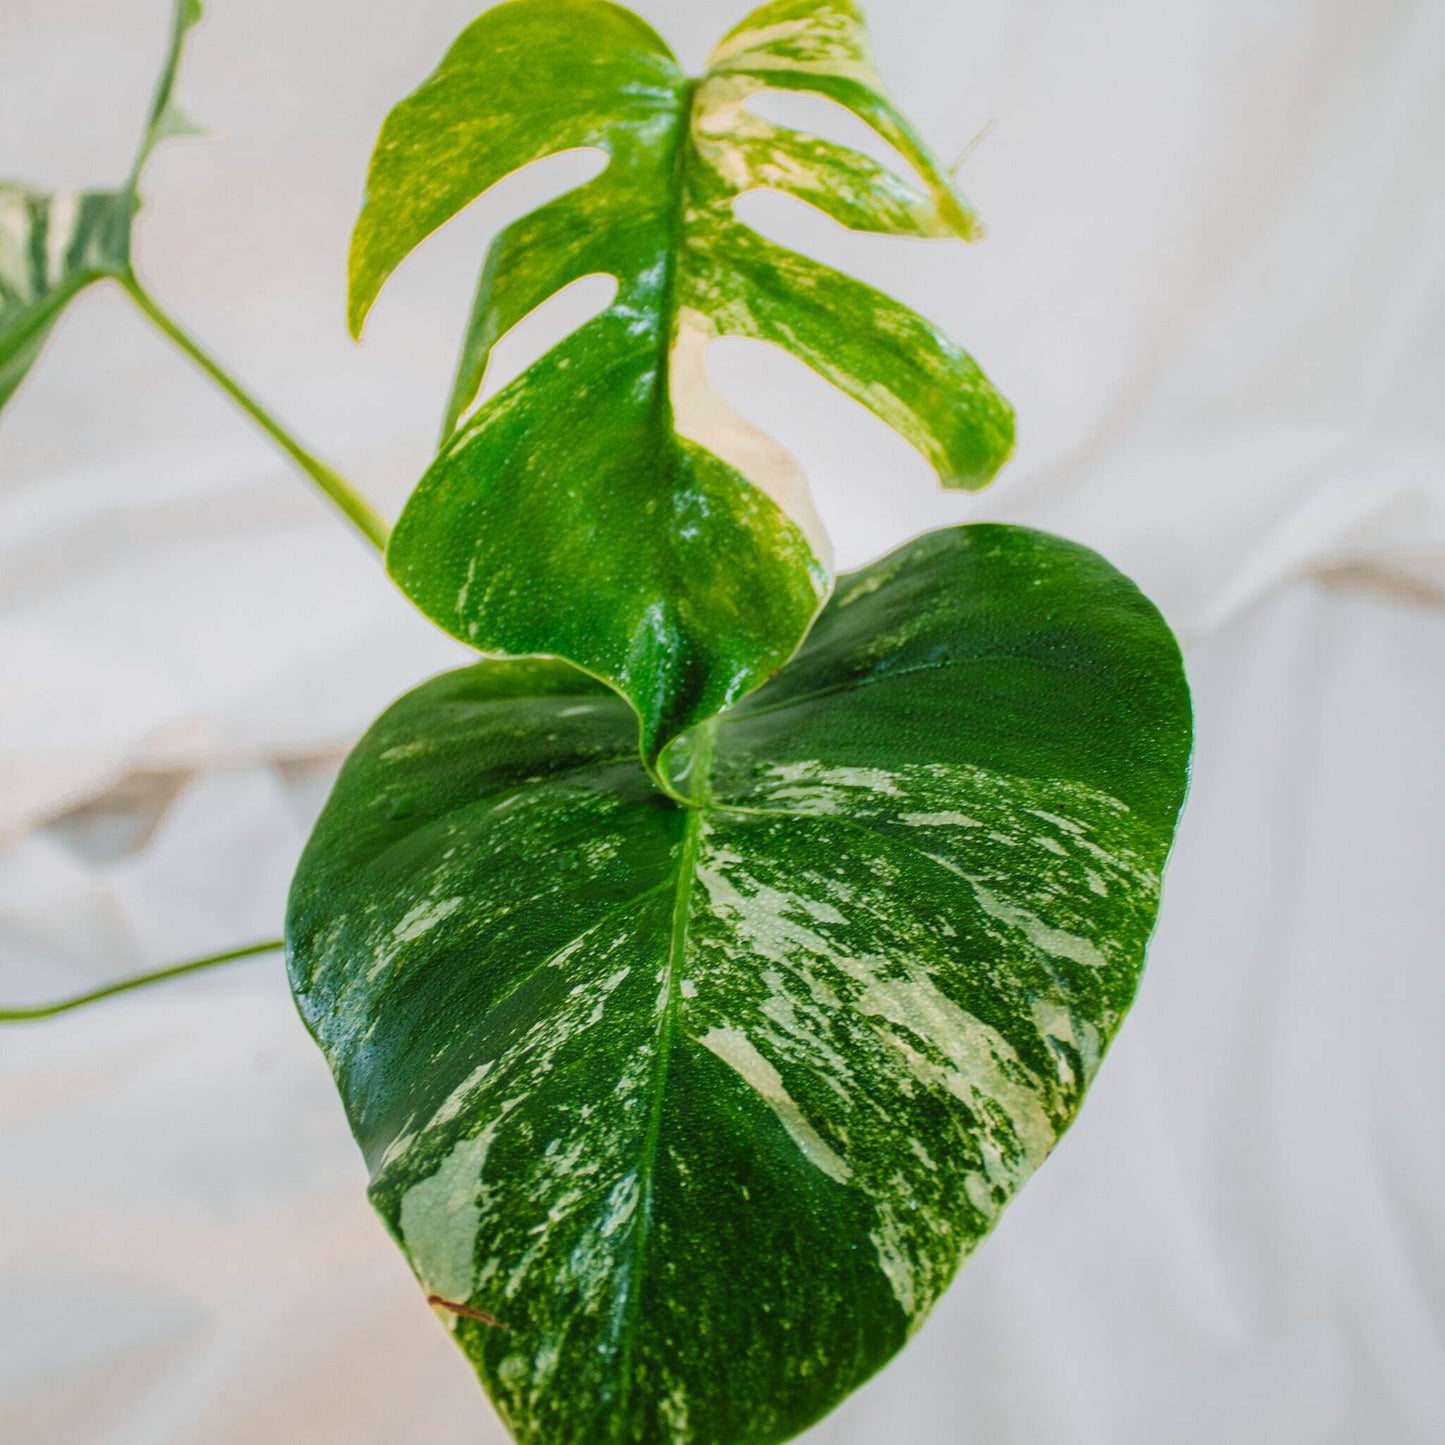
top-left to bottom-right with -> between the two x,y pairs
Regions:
427,1295 -> 509,1329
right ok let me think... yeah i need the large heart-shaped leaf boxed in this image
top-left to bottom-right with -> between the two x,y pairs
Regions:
0,0 -> 202,415
287,523 -> 1191,1445
351,0 -> 1015,760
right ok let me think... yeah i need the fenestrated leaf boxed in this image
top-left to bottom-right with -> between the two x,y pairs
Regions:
287,523 -> 1191,1445
0,0 -> 203,415
352,0 -> 1015,761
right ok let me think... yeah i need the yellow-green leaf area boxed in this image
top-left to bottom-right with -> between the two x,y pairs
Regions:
351,0 -> 1015,760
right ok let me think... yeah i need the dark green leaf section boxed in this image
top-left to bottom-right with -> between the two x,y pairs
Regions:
288,524 -> 1191,1445
0,0 -> 203,415
352,0 -> 1014,758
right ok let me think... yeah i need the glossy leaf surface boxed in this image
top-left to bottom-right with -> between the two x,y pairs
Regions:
288,524 -> 1191,1445
352,0 -> 1015,758
0,0 -> 202,415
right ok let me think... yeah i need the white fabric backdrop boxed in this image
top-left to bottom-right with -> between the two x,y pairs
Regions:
2,0 -> 1442,1439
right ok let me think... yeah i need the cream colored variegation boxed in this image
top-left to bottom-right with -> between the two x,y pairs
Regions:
668,306 -> 826,560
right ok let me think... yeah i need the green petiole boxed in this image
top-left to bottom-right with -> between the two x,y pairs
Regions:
121,274 -> 390,553
0,938 -> 283,1022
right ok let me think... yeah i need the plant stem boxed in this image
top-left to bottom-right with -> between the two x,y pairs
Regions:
121,275 -> 390,552
0,939 -> 283,1023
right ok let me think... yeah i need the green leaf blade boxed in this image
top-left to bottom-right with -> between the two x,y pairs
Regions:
288,523 -> 1192,1445
438,177 -> 627,440
347,0 -> 685,337
387,309 -> 829,756
703,119 -> 956,239
704,524 -> 1192,828
688,225 -> 1015,489
356,0 -> 1014,759
707,0 -> 982,240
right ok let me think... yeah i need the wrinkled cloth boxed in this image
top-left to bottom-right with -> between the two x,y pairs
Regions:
2,0 -> 1442,1440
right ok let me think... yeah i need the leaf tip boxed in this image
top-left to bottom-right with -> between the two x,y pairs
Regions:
346,261 -> 376,341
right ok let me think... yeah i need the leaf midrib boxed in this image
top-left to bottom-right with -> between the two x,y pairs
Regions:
613,715 -> 716,1432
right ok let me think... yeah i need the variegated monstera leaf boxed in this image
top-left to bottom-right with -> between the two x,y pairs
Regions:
287,524 -> 1192,1445
350,0 -> 1015,761
0,0 -> 203,414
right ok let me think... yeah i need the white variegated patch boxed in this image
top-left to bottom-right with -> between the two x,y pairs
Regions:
669,305 -> 828,561
699,1024 -> 853,1182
